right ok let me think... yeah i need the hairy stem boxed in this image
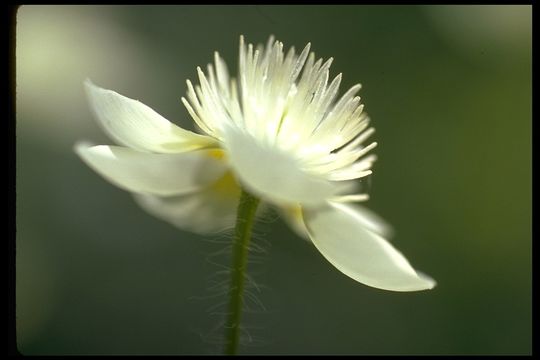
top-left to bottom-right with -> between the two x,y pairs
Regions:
224,189 -> 260,355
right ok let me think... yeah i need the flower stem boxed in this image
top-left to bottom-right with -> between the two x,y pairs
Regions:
224,189 -> 260,355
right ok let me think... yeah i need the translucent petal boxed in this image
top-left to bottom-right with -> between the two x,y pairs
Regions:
303,202 -> 436,291
133,171 -> 242,234
75,143 -> 227,196
328,201 -> 394,238
84,80 -> 216,153
279,205 -> 310,240
221,124 -> 342,206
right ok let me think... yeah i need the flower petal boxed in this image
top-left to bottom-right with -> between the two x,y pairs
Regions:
329,201 -> 394,238
302,202 -> 436,291
133,171 -> 242,234
279,205 -> 310,240
85,80 -> 216,153
221,125 -> 346,206
75,143 -> 227,196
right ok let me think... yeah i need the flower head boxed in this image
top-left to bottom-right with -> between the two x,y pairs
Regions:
76,36 -> 435,292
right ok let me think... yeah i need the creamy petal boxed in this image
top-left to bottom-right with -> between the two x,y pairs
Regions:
279,205 -> 310,240
133,171 -> 243,234
85,80 -> 216,153
329,201 -> 394,238
303,202 -> 436,291
75,143 -> 227,196
221,124 -> 344,206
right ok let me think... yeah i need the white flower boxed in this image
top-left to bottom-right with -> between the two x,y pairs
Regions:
76,36 -> 435,292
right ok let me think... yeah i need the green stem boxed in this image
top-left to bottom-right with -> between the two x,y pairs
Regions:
224,189 -> 260,355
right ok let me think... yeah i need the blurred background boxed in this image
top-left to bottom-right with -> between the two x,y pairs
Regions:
16,5 -> 531,355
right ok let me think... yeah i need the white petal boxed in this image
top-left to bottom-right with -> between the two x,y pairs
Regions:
279,205 -> 310,240
85,80 -> 216,153
329,201 -> 394,238
221,124 -> 344,206
303,202 -> 436,291
75,143 -> 227,196
133,171 -> 242,234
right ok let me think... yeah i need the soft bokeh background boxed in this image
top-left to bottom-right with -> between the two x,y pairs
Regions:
16,5 -> 531,355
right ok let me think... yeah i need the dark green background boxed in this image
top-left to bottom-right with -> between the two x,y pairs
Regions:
16,5 -> 531,355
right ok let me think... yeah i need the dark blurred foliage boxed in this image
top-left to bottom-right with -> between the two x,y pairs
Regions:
16,5 -> 531,355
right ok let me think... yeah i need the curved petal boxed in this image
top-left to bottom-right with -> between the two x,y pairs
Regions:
302,202 -> 436,291
279,205 -> 310,240
85,80 -> 216,153
221,125 -> 345,206
133,171 -> 242,234
75,143 -> 227,196
330,201 -> 394,238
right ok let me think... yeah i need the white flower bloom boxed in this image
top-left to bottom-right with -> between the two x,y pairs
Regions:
76,36 -> 435,292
